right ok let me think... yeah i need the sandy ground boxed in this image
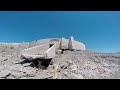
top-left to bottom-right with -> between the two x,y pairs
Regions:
0,43 -> 120,79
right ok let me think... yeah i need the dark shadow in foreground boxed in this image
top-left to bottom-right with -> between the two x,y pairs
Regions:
18,58 -> 53,70
30,58 -> 53,70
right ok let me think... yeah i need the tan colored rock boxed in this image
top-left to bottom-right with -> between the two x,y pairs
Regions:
68,36 -> 86,50
44,44 -> 57,59
59,37 -> 68,50
21,43 -> 57,60
21,36 -> 86,61
68,36 -> 74,50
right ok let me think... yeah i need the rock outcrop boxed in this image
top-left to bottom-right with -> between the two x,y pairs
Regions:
21,36 -> 86,61
0,43 -> 120,79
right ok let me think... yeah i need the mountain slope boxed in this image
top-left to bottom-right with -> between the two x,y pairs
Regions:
0,43 -> 120,79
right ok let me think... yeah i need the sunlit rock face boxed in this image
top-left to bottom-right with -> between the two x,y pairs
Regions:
28,36 -> 86,51
21,36 -> 86,61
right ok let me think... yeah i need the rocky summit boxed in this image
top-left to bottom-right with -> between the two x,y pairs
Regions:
0,38 -> 120,79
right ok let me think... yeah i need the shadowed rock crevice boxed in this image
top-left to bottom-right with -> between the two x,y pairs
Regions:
16,59 -> 31,64
31,58 -> 52,70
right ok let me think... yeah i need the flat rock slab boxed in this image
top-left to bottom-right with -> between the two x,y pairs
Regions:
0,70 -> 11,78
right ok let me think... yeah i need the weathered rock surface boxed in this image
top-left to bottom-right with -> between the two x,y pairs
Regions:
21,37 -> 86,61
0,43 -> 120,79
29,38 -> 86,50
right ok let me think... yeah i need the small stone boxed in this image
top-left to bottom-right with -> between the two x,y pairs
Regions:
0,70 -> 11,78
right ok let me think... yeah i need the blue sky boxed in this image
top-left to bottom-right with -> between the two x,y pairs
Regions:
0,11 -> 120,53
